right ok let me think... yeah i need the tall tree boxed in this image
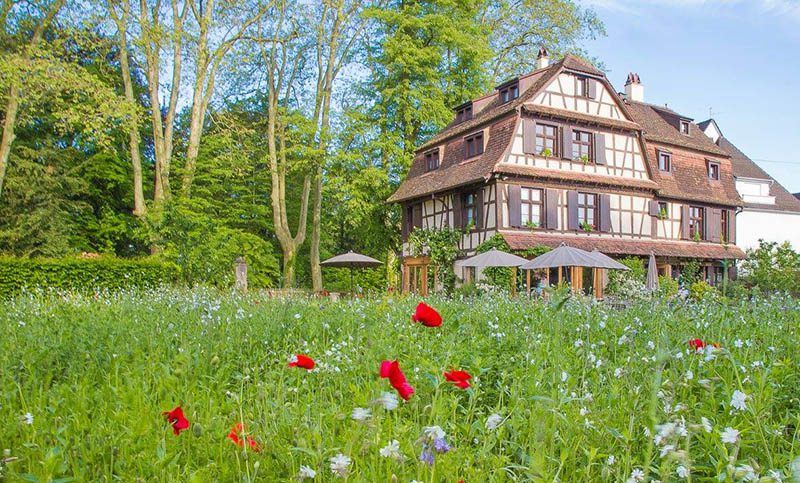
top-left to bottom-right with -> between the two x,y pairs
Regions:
179,0 -> 271,197
0,0 -> 65,200
308,0 -> 372,291
107,0 -> 146,216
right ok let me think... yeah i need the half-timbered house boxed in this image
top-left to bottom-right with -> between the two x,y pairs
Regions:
388,49 -> 745,294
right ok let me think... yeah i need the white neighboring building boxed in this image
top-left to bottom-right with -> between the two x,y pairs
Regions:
699,119 -> 800,250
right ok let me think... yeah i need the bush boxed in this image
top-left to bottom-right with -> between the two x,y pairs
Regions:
606,256 -> 646,295
656,275 -> 679,298
475,234 -> 550,291
739,240 -> 800,295
0,256 -> 180,298
689,280 -> 716,301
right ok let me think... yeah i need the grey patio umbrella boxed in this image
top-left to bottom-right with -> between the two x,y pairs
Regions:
321,251 -> 383,291
460,248 -> 528,268
589,249 -> 632,271
460,248 -> 528,296
646,252 -> 659,291
519,243 -> 602,270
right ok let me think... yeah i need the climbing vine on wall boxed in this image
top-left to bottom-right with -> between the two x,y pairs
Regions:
407,228 -> 463,292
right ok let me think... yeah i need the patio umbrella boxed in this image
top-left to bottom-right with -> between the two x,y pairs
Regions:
321,251 -> 383,292
646,252 -> 659,291
519,243 -> 602,270
460,248 -> 528,296
589,249 -> 632,271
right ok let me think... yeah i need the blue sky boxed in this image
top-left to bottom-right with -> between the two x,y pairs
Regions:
582,0 -> 800,192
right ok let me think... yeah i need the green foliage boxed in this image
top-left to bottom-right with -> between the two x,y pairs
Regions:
475,234 -> 550,290
689,280 -> 716,301
740,240 -> 800,295
656,275 -> 679,298
679,259 -> 702,287
407,227 -> 462,292
0,256 -> 179,298
606,256 -> 645,295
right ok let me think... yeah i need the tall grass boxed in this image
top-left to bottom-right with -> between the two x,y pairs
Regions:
1,288 -> 798,481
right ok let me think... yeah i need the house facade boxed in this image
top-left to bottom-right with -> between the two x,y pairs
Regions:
388,50 -> 745,294
697,119 -> 800,250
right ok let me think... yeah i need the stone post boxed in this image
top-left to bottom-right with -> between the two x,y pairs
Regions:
235,257 -> 248,293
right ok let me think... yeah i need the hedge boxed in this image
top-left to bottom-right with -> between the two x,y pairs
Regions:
0,257 -> 181,299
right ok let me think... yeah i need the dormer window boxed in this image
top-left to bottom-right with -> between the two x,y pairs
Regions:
454,103 -> 472,124
657,150 -> 672,172
464,132 -> 484,158
498,82 -> 519,103
425,149 -> 440,171
680,120 -> 690,135
707,159 -> 720,180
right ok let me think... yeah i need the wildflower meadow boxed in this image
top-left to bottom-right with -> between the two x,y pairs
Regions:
1,288 -> 799,482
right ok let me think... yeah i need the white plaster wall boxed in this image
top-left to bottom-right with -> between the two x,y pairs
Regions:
532,73 -> 624,120
736,209 -> 800,250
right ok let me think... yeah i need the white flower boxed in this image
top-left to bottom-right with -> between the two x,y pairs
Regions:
351,407 -> 371,422
422,426 -> 445,441
734,464 -> 758,481
294,313 -> 301,319
701,417 -> 712,433
684,370 -> 693,381
374,392 -> 399,411
628,468 -> 645,482
614,367 -> 624,378
606,455 -> 615,465
298,465 -> 316,479
721,427 -> 740,444
574,339 -> 584,347
485,413 -> 503,431
676,465 -> 690,479
23,412 -> 33,425
379,439 -> 404,461
659,444 -> 675,458
329,453 -> 351,478
654,422 -> 676,445
580,407 -> 589,416
734,339 -> 743,348
730,390 -> 747,412
561,371 -> 569,382
766,469 -> 783,482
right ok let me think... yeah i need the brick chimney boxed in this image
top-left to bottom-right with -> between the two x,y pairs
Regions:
624,73 -> 643,102
536,47 -> 549,70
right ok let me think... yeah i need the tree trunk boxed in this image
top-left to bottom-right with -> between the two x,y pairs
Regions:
282,246 -> 296,288
310,168 -> 323,289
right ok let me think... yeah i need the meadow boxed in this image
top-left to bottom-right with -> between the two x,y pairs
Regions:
1,288 -> 798,482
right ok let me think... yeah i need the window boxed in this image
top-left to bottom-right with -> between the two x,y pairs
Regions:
405,205 -> 414,234
576,77 -> 588,98
463,193 -> 477,227
520,187 -> 543,227
689,206 -> 704,239
578,192 -> 598,229
680,120 -> 690,135
658,151 -> 672,172
535,123 -> 558,156
455,104 -> 472,123
721,209 -> 729,242
658,201 -> 669,218
425,149 -> 439,171
498,83 -> 519,103
464,132 -> 484,158
572,130 -> 593,161
707,160 -> 720,180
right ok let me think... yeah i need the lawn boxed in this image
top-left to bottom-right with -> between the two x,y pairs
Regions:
1,288 -> 798,482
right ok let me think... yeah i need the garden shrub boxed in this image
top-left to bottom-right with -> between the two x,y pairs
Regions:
606,256 -> 646,295
656,275 -> 679,298
689,280 -> 716,301
0,256 -> 180,298
475,234 -> 550,291
739,240 -> 800,295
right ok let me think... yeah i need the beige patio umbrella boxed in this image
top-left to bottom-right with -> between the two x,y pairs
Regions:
460,248 -> 528,295
646,252 -> 659,291
321,251 -> 383,292
520,244 -> 629,297
589,249 -> 632,270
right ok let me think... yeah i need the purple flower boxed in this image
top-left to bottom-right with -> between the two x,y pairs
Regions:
433,437 -> 450,453
419,445 -> 435,465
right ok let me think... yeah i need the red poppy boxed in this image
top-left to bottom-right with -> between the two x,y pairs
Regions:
380,359 -> 415,400
688,338 -> 706,350
444,369 -> 472,389
411,302 -> 442,327
162,406 -> 190,436
228,423 -> 261,452
288,354 -> 315,370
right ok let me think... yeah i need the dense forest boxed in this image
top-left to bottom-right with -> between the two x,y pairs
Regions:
0,0 -> 604,289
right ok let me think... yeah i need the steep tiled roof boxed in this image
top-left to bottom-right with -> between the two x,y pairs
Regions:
641,143 -> 741,207
501,231 -> 746,259
386,115 -> 518,202
625,101 -> 728,156
716,136 -> 800,213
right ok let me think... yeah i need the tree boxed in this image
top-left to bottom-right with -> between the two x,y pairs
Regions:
740,240 -> 800,294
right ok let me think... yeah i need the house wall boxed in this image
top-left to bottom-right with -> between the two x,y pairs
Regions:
531,72 -> 625,120
503,120 -> 649,180
736,209 -> 800,250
